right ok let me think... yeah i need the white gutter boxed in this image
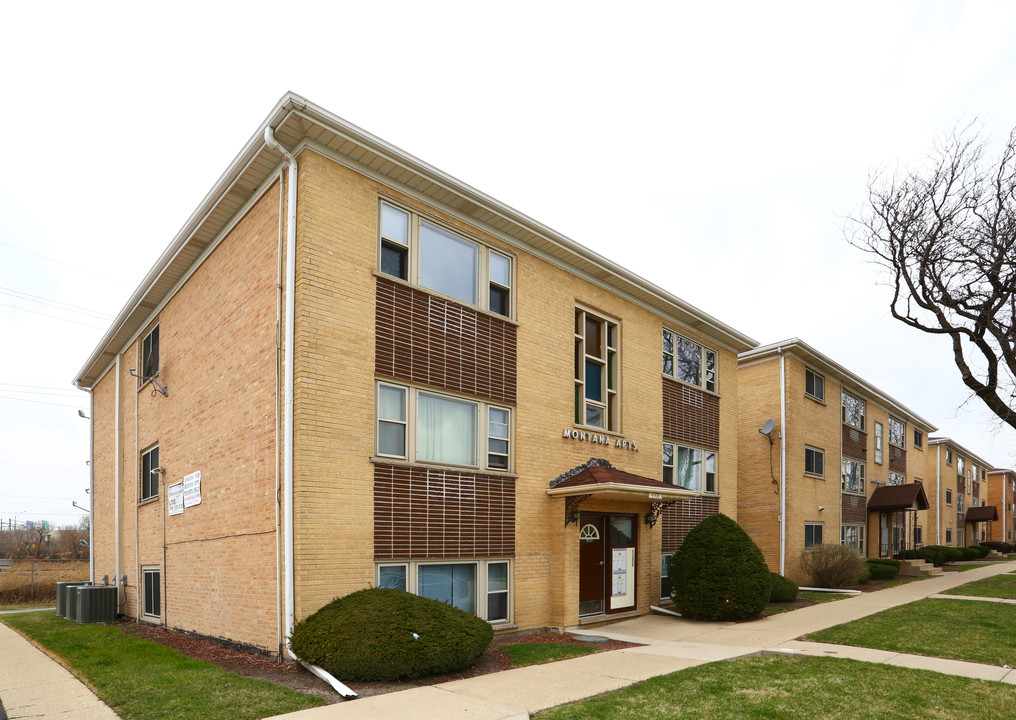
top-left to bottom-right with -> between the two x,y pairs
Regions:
263,127 -> 356,700
779,347 -> 787,576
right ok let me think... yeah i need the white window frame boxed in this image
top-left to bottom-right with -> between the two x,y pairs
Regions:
841,524 -> 864,553
841,458 -> 866,494
874,422 -> 884,465
375,382 -> 512,472
142,566 -> 161,619
140,325 -> 160,381
805,446 -> 824,478
946,489 -> 953,506
662,328 -> 717,393
375,559 -> 511,624
378,200 -> 513,317
660,553 -> 673,600
140,444 -> 159,502
662,442 -> 717,493
946,450 -> 953,465
576,307 -> 620,432
841,391 -> 865,431
805,368 -> 825,402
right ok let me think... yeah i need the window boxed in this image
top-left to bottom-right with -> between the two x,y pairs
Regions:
379,201 -> 512,317
946,450 -> 953,465
141,326 -> 159,380
140,445 -> 159,501
945,528 -> 953,545
142,567 -> 160,618
888,471 -> 905,486
888,417 -> 905,448
914,526 -> 923,545
805,368 -> 825,401
576,308 -> 619,431
662,329 -> 716,392
957,457 -> 965,476
841,391 -> 865,430
957,494 -> 965,513
375,560 -> 510,623
841,458 -> 865,494
375,383 -> 511,472
913,429 -> 923,448
663,443 -> 717,492
805,523 -> 823,548
660,554 -> 673,600
874,422 -> 884,464
946,489 -> 952,505
805,447 -> 824,477
841,524 -> 864,552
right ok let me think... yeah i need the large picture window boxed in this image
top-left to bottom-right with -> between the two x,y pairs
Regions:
663,443 -> 717,493
841,524 -> 864,552
575,308 -> 619,431
888,417 -> 905,448
841,391 -> 865,430
841,458 -> 865,494
379,201 -> 512,317
376,383 -> 511,472
375,559 -> 510,623
662,328 -> 716,392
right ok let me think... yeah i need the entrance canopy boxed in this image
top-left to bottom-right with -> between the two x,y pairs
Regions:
964,506 -> 999,523
547,458 -> 696,503
867,483 -> 930,512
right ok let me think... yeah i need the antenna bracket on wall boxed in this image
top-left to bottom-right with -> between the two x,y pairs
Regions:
129,369 -> 169,398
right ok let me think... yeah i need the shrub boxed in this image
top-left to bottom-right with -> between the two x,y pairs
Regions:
982,541 -> 1015,553
934,545 -> 964,563
865,559 -> 899,580
669,513 -> 771,620
867,558 -> 901,569
800,545 -> 867,588
289,588 -> 493,681
971,545 -> 991,559
769,572 -> 799,603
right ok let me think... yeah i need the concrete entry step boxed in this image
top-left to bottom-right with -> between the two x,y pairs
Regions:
897,558 -> 942,577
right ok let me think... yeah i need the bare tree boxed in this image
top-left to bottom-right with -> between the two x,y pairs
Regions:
849,125 -> 1016,430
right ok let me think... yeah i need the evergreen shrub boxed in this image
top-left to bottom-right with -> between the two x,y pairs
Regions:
970,545 -> 991,559
289,588 -> 493,681
769,572 -> 799,603
865,559 -> 899,580
958,547 -> 980,561
668,513 -> 771,620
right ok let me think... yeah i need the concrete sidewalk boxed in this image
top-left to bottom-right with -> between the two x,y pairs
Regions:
0,616 -> 120,720
266,561 -> 1016,720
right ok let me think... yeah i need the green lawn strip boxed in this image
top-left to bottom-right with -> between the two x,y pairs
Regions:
2,612 -> 325,720
797,591 -> 851,603
876,576 -> 923,589
945,573 -> 1016,599
502,642 -> 597,667
0,603 -> 53,612
943,563 -> 993,572
535,655 -> 1016,720
807,598 -> 1016,666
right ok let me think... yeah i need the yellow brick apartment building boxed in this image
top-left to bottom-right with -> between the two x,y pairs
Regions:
73,93 -> 755,656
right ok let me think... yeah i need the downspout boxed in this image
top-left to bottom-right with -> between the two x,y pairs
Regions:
74,381 -> 95,583
778,347 -> 787,576
263,126 -> 357,699
114,356 -> 122,603
935,446 -> 941,545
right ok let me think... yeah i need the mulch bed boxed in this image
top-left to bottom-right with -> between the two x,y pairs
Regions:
118,622 -> 639,702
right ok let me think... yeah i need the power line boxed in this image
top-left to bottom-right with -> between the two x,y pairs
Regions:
0,382 -> 81,392
0,301 -> 107,330
0,388 -> 84,398
0,461 -> 87,475
0,394 -> 88,410
0,239 -> 132,288
0,287 -> 113,320
0,494 -> 83,501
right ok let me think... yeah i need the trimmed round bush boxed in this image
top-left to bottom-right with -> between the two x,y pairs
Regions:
669,513 -> 771,620
971,545 -> 991,559
981,541 -> 1012,553
958,547 -> 980,561
865,559 -> 899,580
769,572 -> 799,603
289,588 -> 493,681
800,544 -> 867,587
867,558 -> 901,569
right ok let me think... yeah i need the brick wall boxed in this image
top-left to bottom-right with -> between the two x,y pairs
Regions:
660,496 -> 721,552
841,425 -> 867,461
841,493 -> 866,525
889,445 -> 907,474
662,379 -> 719,449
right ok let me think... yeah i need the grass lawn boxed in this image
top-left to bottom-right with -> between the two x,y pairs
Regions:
535,655 -> 1016,719
806,598 -> 1016,666
0,602 -> 53,612
2,611 -> 325,720
502,642 -> 597,667
943,563 -> 994,572
945,573 -> 1016,599
797,591 -> 851,603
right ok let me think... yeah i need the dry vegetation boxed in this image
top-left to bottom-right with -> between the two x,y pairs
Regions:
0,559 -> 89,604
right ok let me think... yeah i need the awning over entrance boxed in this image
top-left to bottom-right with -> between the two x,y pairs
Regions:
547,458 -> 696,503
867,483 -> 930,512
964,506 -> 999,523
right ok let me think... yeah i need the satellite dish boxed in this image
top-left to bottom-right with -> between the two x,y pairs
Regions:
760,419 -> 776,436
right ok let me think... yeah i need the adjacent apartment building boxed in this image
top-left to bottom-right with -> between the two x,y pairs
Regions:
736,339 -> 937,583
985,468 -> 1016,544
73,93 -> 756,655
927,438 -> 994,548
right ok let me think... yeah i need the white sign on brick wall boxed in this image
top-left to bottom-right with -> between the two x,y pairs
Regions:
168,482 -> 184,516
183,471 -> 202,508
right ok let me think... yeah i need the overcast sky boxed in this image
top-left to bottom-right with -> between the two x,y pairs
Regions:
2,1 -> 1016,526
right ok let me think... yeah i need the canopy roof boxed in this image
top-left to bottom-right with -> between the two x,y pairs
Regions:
867,483 -> 930,512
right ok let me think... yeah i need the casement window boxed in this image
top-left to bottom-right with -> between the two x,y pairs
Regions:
888,417 -> 905,448
874,422 -> 884,464
805,447 -> 824,477
945,528 -> 953,544
805,368 -> 825,401
376,383 -> 511,472
379,201 -> 512,317
957,494 -> 965,513
841,458 -> 865,494
141,326 -> 159,380
913,429 -> 923,449
140,445 -> 159,501
946,489 -> 953,506
946,450 -> 953,465
663,443 -> 717,493
142,567 -> 161,618
375,560 -> 510,623
957,457 -> 965,476
888,471 -> 905,486
662,329 -> 716,392
914,526 -> 923,545
575,308 -> 619,431
841,391 -> 865,430
660,554 -> 673,600
804,523 -> 824,548
841,524 -> 864,552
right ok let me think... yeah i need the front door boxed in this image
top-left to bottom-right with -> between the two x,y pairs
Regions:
578,513 -> 637,617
